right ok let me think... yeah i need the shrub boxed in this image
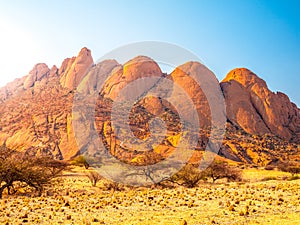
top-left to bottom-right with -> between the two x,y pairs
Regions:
278,162 -> 300,177
103,180 -> 125,192
169,160 -> 242,187
86,171 -> 102,187
70,155 -> 90,169
170,164 -> 204,188
264,165 -> 275,170
0,144 -> 68,198
261,176 -> 277,181
201,160 -> 242,183
287,175 -> 300,181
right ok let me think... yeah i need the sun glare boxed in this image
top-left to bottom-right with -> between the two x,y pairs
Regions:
0,19 -> 39,87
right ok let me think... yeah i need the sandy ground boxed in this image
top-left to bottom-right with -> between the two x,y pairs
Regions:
0,168 -> 300,225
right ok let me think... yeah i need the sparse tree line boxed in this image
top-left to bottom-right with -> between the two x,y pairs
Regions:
168,161 -> 242,188
83,160 -> 243,189
1,142 -> 300,198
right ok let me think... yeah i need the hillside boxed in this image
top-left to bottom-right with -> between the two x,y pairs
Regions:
0,47 -> 299,166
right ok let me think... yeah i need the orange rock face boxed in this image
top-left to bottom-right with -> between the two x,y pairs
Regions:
221,68 -> 300,142
23,63 -> 50,89
94,58 -> 223,165
59,47 -> 94,89
0,48 -> 299,164
101,56 -> 163,100
0,48 -> 95,160
169,62 -> 214,128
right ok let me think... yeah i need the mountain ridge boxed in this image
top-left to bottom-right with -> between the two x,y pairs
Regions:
0,47 -> 299,166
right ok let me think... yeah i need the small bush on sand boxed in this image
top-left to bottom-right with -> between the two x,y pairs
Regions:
86,171 -> 102,187
70,155 -> 90,169
261,176 -> 277,181
287,175 -> 300,181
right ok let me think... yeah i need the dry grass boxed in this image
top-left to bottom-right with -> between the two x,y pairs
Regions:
242,167 -> 291,182
0,167 -> 299,225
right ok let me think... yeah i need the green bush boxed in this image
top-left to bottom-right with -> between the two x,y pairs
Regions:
70,155 -> 90,169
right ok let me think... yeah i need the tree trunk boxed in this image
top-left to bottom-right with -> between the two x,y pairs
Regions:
0,184 -> 10,199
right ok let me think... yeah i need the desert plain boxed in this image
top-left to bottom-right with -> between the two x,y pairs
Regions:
0,167 -> 299,225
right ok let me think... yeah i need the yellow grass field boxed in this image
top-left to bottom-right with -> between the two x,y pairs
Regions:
0,168 -> 299,225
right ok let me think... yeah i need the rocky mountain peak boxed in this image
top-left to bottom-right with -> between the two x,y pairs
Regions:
223,68 -> 268,90
23,63 -> 50,89
0,48 -> 299,166
59,47 -> 94,89
122,55 -> 162,77
221,68 -> 300,142
101,55 -> 162,100
49,65 -> 59,77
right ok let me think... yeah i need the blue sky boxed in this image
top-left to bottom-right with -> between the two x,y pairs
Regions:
0,0 -> 299,105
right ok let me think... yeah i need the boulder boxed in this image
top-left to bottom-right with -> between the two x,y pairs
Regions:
221,68 -> 300,142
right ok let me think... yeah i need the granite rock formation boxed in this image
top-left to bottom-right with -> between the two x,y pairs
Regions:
0,48 -> 298,166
